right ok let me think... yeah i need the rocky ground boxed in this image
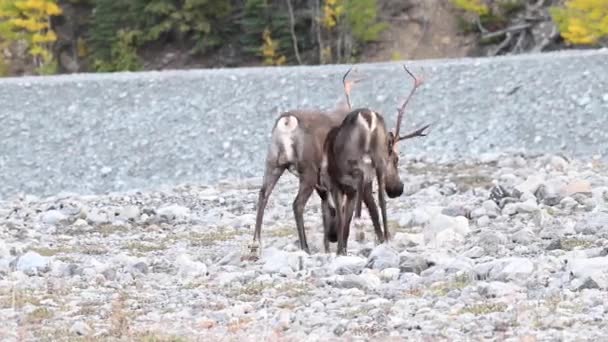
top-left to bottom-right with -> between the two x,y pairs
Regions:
1,152 -> 608,341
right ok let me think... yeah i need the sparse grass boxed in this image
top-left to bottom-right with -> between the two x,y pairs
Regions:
268,226 -> 294,238
430,274 -> 472,296
227,317 -> 254,334
30,246 -> 73,256
136,333 -> 190,342
98,224 -> 130,237
0,289 -> 41,309
125,241 -> 167,254
459,302 -> 508,315
25,307 -> 53,324
227,281 -> 269,299
189,229 -> 241,247
561,238 -> 593,251
451,174 -> 493,189
82,245 -> 110,255
275,281 -> 312,298
110,293 -> 133,338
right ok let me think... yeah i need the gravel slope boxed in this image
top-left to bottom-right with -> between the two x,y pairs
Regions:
1,152 -> 608,341
1,49 -> 608,199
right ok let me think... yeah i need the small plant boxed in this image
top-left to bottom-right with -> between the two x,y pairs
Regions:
550,0 -> 608,45
0,0 -> 63,75
450,0 -> 489,16
460,302 -> 508,315
261,27 -> 287,66
26,307 -> 53,324
94,29 -> 142,72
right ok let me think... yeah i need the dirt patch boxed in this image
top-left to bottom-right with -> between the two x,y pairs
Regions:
362,0 -> 475,62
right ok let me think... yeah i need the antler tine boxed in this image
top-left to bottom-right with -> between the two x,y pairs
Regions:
398,123 -> 430,141
342,66 -> 366,110
394,64 -> 424,140
342,66 -> 354,109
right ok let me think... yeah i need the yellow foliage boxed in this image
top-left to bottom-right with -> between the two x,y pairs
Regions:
450,0 -> 489,16
261,27 -> 286,66
0,0 -> 62,75
550,0 -> 608,45
322,0 -> 345,29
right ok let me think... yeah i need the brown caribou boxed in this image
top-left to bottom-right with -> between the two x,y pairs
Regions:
319,65 -> 427,255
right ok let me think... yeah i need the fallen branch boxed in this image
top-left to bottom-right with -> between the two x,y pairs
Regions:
490,32 -> 513,56
482,23 -> 532,41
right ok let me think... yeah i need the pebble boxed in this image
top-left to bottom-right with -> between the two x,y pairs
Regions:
0,153 -> 605,340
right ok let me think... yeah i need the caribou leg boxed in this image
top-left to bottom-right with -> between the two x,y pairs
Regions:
361,181 -> 384,244
251,164 -> 285,256
292,170 -> 316,253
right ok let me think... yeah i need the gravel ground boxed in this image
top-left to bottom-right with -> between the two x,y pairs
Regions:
1,49 -> 608,199
1,152 -> 608,341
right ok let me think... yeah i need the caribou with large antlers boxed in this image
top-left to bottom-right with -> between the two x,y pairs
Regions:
319,65 -> 428,255
248,69 -> 366,257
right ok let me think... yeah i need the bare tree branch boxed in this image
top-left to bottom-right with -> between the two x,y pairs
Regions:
482,23 -> 532,40
285,0 -> 302,65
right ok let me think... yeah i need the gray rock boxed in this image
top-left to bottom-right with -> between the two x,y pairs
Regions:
424,214 -> 470,247
463,246 -> 485,259
11,251 -> 51,275
40,210 -> 68,225
332,273 -> 379,290
575,211 -> 608,234
157,204 -> 191,222
482,200 -> 501,218
511,228 -> 536,245
399,253 -> 430,274
70,321 -> 92,336
330,256 -> 367,275
441,205 -> 470,218
366,244 -> 399,270
517,199 -> 539,213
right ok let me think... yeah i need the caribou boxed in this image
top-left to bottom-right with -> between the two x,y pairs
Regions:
250,65 -> 428,258
319,65 -> 427,256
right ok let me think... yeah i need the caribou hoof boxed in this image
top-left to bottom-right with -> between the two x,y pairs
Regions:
354,218 -> 365,242
245,241 -> 261,261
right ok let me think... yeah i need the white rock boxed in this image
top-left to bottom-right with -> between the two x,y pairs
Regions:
511,228 -> 536,245
13,251 -> 51,275
517,198 -> 538,213
515,175 -> 544,195
329,255 -> 367,275
157,204 -> 191,221
496,257 -> 534,281
118,205 -> 140,221
380,268 -> 400,282
40,210 -> 67,225
463,246 -> 485,259
549,156 -> 569,171
175,254 -> 207,278
567,257 -> 608,279
478,281 -> 524,298
424,214 -> 470,247
366,244 -> 399,270
70,321 -> 92,336
470,207 -> 486,219
575,211 -> 608,234
477,216 -> 490,227
0,241 -> 10,259
73,218 -> 88,227
502,203 -> 518,216
482,200 -> 501,218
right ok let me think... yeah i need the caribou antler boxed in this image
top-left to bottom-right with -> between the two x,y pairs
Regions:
342,66 -> 365,110
398,123 -> 430,141
393,65 -> 424,143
